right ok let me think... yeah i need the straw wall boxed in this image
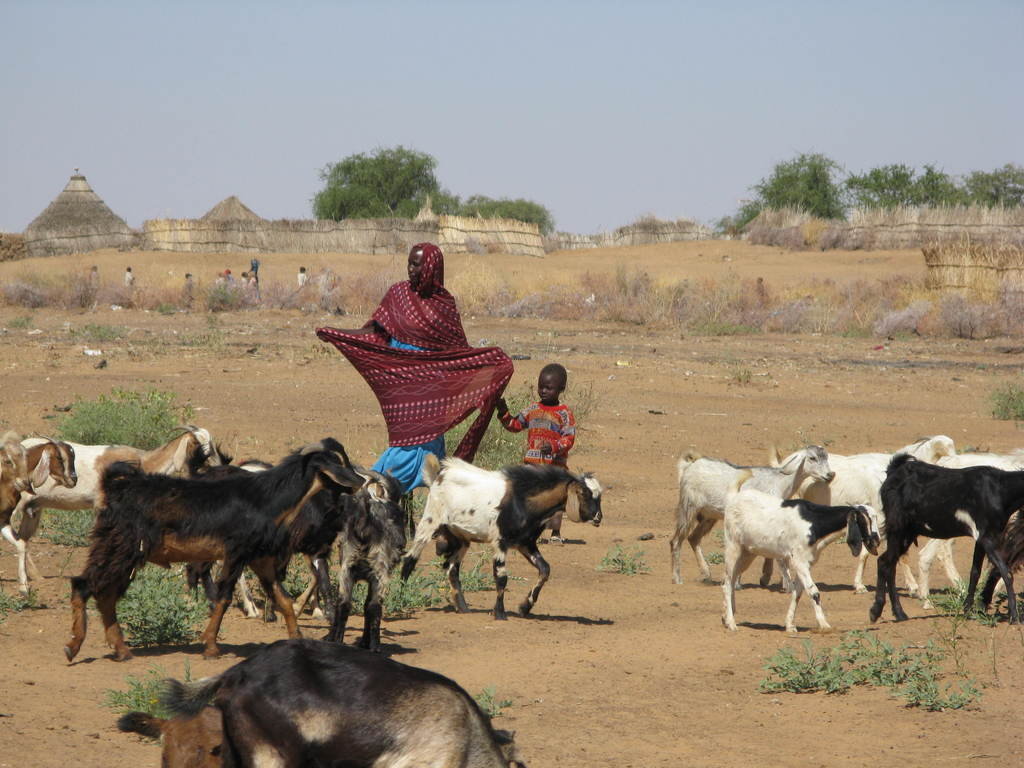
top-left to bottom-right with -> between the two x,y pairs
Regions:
142,215 -> 544,257
923,237 -> 1024,295
749,206 -> 1024,251
549,218 -> 710,251
23,227 -> 139,258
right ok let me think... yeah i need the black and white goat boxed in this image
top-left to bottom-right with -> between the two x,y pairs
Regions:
722,470 -> 880,633
163,638 -> 526,767
401,455 -> 603,620
325,471 -> 405,651
64,438 -> 366,662
11,426 -> 225,595
670,445 -> 834,585
1,437 -> 77,593
871,454 -> 1024,624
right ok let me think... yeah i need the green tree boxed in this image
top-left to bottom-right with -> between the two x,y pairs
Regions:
458,195 -> 556,235
913,164 -> 968,206
845,164 -> 919,208
964,163 -> 1024,207
753,153 -> 846,220
313,146 -> 442,220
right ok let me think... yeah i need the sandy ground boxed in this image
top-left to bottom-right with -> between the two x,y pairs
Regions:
1,242 -> 1022,768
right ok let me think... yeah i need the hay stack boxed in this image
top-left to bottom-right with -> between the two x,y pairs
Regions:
23,172 -> 137,257
0,232 -> 26,262
201,195 -> 264,222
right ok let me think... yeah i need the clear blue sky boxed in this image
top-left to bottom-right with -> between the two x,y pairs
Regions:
2,0 -> 1021,234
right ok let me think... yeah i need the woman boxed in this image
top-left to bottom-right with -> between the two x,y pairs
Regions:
316,243 -> 513,492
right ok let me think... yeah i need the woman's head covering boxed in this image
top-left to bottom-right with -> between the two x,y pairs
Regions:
410,242 -> 444,296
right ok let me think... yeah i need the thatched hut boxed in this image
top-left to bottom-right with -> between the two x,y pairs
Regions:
201,195 -> 264,222
23,172 -> 137,257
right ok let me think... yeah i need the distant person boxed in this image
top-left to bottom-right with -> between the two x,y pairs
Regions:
182,273 -> 195,308
88,265 -> 99,286
297,266 -> 308,287
249,257 -> 261,298
123,266 -> 134,288
496,362 -> 577,542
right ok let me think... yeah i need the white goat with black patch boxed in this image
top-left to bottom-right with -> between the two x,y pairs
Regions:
401,455 -> 602,620
670,445 -> 834,585
788,435 -> 958,595
722,470 -> 880,633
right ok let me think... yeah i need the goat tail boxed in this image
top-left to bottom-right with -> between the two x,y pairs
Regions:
102,460 -> 144,492
728,468 -> 753,497
421,452 -> 441,486
162,675 -> 223,718
117,711 -> 165,739
677,451 -> 702,484
885,452 -> 915,476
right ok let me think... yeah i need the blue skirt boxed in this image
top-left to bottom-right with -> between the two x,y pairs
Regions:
371,336 -> 446,493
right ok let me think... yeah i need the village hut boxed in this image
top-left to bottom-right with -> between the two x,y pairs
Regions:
200,195 -> 264,222
23,171 -> 137,258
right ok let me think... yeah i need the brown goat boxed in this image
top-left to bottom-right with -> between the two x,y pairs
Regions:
117,707 -> 223,767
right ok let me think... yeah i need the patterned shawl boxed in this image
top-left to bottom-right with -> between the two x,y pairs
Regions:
316,244 -> 513,461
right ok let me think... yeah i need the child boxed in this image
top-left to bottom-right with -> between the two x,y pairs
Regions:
496,363 -> 576,541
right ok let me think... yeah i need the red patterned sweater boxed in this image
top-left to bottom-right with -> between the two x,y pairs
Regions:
499,402 -> 576,466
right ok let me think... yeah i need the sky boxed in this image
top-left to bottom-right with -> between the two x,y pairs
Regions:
2,0 -> 1022,235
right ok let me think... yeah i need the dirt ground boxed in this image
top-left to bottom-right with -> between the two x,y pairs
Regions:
1,242 -> 1023,767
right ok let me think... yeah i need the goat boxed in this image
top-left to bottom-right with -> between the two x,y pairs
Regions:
11,426 -> 225,595
117,707 -> 223,768
0,432 -> 34,520
401,455 -> 602,620
1,437 -> 77,593
163,638 -> 527,767
669,445 -> 834,585
870,454 -> 1024,625
722,469 -> 880,633
64,438 -> 366,661
325,470 -> 405,651
981,508 -> 1024,607
788,436 -> 958,595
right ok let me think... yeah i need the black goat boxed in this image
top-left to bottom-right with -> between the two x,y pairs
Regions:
164,638 -> 526,767
871,454 -> 1023,624
325,471 -> 404,651
64,438 -> 366,662
401,456 -> 603,620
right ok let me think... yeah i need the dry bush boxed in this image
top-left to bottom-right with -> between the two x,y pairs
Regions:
801,218 -> 829,248
873,300 -> 931,337
937,293 -> 1000,339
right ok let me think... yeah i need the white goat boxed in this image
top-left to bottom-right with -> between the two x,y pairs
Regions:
789,436 -> 958,595
670,445 -> 834,585
722,470 -> 881,633
9,425 -> 223,594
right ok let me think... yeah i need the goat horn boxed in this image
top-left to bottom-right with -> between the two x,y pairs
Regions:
299,441 -> 325,455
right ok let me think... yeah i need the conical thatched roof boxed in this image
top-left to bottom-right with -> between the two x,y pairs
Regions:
201,195 -> 263,222
23,172 -> 137,257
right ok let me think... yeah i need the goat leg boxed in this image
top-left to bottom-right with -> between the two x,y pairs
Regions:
95,591 -> 133,661
446,544 -> 470,613
492,547 -> 509,621
326,567 -> 353,643
358,575 -> 383,652
517,543 -> 550,617
64,576 -> 91,662
251,557 -> 301,640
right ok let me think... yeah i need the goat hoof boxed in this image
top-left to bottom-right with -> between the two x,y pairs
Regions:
518,602 -> 533,617
113,649 -> 134,662
868,605 -> 882,624
63,645 -> 78,663
854,586 -> 869,595
202,646 -> 223,659
494,611 -> 508,621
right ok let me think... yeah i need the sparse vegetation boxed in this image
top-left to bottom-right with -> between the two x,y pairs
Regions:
56,387 -> 193,449
474,685 -> 514,718
7,314 -> 33,329
759,630 -> 981,711
990,383 -> 1024,421
70,323 -> 125,342
0,589 -> 39,623
39,508 -> 94,547
597,545 -> 651,575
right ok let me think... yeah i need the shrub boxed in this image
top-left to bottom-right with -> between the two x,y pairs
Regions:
474,685 -> 514,718
759,630 -> 981,711
70,323 -> 126,342
117,565 -> 209,647
57,387 -> 194,449
597,545 -> 651,575
873,300 -> 931,337
205,283 -> 244,312
990,383 -> 1024,421
104,663 -> 192,719
40,508 -> 94,547
7,315 -> 33,329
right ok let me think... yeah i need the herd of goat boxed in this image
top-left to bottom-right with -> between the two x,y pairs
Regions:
3,424 -> 1024,766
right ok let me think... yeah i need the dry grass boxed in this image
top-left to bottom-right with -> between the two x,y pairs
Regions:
4,260 -> 1024,340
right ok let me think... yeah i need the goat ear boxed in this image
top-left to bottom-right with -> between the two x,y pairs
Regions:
846,510 -> 864,557
564,483 -> 583,523
31,445 -> 52,487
